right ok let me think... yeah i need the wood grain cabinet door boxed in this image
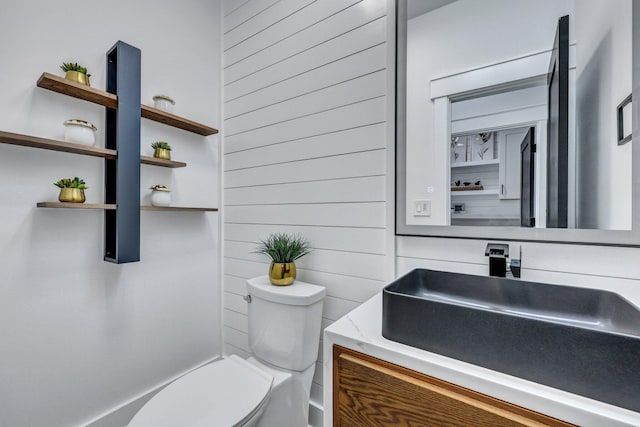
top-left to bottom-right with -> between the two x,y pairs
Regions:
333,346 -> 575,427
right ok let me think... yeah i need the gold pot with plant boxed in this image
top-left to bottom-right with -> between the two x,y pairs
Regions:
151,141 -> 171,160
255,233 -> 311,286
60,62 -> 91,86
54,177 -> 88,203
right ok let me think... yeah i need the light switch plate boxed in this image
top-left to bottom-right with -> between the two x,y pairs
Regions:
414,199 -> 431,217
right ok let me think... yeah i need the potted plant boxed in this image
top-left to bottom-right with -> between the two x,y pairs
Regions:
151,141 -> 171,160
255,233 -> 311,286
60,62 -> 91,86
54,177 -> 88,203
149,184 -> 171,207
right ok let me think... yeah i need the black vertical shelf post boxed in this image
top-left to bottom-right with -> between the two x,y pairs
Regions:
104,41 -> 141,263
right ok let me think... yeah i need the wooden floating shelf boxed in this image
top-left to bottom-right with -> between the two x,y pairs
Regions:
141,206 -> 218,212
37,73 -> 219,136
140,156 -> 186,168
0,130 -> 117,159
141,105 -> 218,136
37,203 -> 217,212
37,202 -> 117,210
0,130 -> 189,169
37,73 -> 118,109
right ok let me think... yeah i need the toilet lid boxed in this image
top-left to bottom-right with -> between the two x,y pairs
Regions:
128,356 -> 273,427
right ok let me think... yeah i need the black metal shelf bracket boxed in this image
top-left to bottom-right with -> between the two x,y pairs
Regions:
104,41 -> 141,263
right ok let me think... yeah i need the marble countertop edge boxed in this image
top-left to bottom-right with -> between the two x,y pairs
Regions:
323,292 -> 640,427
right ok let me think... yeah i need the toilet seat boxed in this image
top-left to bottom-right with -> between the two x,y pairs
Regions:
128,356 -> 273,427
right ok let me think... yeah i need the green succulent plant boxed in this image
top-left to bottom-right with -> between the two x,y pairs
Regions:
151,141 -> 172,150
60,62 -> 91,77
255,233 -> 311,263
54,177 -> 88,190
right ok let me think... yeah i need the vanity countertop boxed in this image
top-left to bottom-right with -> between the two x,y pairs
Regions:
322,293 -> 640,427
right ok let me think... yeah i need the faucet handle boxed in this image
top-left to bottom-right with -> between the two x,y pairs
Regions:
510,259 -> 521,278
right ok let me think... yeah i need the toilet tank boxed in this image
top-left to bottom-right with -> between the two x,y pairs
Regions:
246,276 -> 325,372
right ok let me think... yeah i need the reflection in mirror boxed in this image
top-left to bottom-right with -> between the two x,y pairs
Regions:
450,126 -> 533,227
401,0 -> 633,233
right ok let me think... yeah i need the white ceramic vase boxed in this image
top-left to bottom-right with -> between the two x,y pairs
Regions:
152,95 -> 175,113
150,189 -> 171,207
64,119 -> 97,146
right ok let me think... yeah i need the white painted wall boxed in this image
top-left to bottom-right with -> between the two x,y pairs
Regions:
406,0 -> 574,225
575,0 -> 632,230
450,86 -> 548,134
0,1 -> 222,426
221,0 -> 394,425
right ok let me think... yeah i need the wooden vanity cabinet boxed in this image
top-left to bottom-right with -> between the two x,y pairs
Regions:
333,345 -> 575,427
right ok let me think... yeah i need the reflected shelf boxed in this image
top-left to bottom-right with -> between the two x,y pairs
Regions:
450,189 -> 500,196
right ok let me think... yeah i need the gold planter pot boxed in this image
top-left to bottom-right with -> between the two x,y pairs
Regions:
65,70 -> 90,86
154,148 -> 171,160
269,261 -> 296,286
58,188 -> 86,203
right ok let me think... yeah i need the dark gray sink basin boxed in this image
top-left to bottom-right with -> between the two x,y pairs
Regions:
382,269 -> 640,413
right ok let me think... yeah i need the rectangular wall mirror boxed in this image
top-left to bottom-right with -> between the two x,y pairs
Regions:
396,0 -> 640,246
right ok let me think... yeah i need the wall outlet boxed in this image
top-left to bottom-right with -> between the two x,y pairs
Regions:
414,199 -> 431,217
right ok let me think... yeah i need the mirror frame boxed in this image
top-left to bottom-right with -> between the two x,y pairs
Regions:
395,0 -> 640,247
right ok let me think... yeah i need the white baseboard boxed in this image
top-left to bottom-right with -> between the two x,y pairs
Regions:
80,356 -> 221,427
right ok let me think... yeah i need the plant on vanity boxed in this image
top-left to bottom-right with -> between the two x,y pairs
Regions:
54,177 -> 88,203
60,62 -> 91,86
255,233 -> 311,286
151,141 -> 171,160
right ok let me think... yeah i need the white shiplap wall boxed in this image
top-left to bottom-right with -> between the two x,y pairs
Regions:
221,0 -> 394,420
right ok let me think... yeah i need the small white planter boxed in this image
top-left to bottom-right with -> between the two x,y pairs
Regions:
152,95 -> 175,113
150,187 -> 171,207
64,119 -> 97,146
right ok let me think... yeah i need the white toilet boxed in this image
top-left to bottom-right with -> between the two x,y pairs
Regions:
128,275 -> 326,427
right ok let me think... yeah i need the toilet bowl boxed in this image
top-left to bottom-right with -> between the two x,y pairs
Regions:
128,276 -> 325,427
